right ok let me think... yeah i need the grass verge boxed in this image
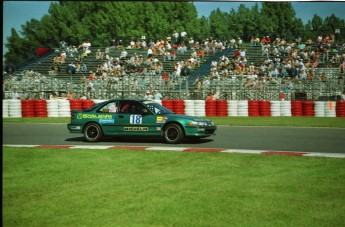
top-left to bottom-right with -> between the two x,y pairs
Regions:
3,146 -> 345,226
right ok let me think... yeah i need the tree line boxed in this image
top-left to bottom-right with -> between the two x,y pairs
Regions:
4,1 -> 345,69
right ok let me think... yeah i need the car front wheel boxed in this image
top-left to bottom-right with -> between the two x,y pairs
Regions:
164,123 -> 184,144
84,123 -> 102,142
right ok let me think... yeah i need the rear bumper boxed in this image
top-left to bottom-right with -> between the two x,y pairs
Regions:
67,123 -> 83,133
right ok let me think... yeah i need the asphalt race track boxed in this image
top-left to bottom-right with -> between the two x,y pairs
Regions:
3,123 -> 345,154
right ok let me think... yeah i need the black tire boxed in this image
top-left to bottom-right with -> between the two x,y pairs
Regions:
164,123 -> 184,144
84,123 -> 102,142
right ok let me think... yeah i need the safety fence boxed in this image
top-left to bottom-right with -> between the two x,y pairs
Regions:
3,99 -> 345,118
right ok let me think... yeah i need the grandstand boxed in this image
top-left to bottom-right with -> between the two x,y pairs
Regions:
3,40 -> 344,101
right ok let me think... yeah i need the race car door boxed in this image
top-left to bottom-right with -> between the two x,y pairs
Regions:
114,100 -> 161,136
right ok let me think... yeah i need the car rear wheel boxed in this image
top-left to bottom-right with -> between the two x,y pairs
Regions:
84,123 -> 102,142
164,123 -> 184,144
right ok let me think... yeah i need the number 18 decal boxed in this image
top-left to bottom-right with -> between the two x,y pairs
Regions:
130,115 -> 142,124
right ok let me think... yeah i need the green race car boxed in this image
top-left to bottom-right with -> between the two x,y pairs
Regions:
67,99 -> 217,144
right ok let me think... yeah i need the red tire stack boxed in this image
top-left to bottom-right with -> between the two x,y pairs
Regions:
302,101 -> 314,116
216,100 -> 228,116
21,100 -> 35,117
336,101 -> 345,117
291,101 -> 303,116
259,101 -> 271,116
248,100 -> 260,116
206,100 -> 217,116
34,100 -> 48,117
162,100 -> 174,112
173,100 -> 185,115
82,100 -> 95,109
70,100 -> 83,111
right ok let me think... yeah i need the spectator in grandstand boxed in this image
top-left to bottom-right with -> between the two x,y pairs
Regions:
153,90 -> 163,100
180,30 -> 187,44
60,40 -> 67,50
320,72 -> 328,82
96,49 -> 102,59
120,49 -> 128,59
144,91 -> 153,100
49,64 -> 56,75
307,69 -> 315,80
229,37 -> 236,48
110,39 -> 116,49
206,92 -> 214,101
238,38 -> 243,48
11,89 -> 20,100
172,30 -> 179,44
49,92 -> 59,100
341,91 -> 345,100
81,62 -> 88,73
162,71 -> 169,85
66,91 -> 74,100
80,94 -> 87,100
66,62 -> 76,74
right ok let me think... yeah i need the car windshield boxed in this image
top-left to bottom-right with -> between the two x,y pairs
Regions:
143,100 -> 174,115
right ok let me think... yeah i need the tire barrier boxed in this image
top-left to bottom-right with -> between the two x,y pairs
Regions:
270,101 -> 281,117
336,101 -> 345,117
194,100 -> 206,117
34,100 -> 47,117
82,100 -> 95,109
173,100 -> 185,115
302,101 -> 314,117
216,100 -> 228,116
237,100 -> 249,116
227,100 -> 238,116
3,99 -> 345,118
8,99 -> 22,118
280,101 -> 292,116
248,100 -> 260,117
205,100 -> 217,116
58,100 -> 71,117
184,100 -> 195,116
21,100 -> 35,118
161,100 -> 174,112
314,101 -> 325,117
291,101 -> 303,116
259,101 -> 271,116
3,100 -> 10,118
325,101 -> 336,117
47,100 -> 60,117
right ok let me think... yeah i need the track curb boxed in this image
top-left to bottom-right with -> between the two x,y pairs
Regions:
3,144 -> 345,159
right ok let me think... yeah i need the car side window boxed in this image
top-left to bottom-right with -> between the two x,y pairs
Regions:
100,101 -> 118,113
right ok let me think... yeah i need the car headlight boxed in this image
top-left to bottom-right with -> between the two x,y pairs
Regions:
189,121 -> 207,126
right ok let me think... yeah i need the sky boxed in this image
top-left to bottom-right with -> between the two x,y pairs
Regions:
3,1 -> 345,57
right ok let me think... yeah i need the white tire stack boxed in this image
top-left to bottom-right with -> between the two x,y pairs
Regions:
46,100 -> 60,117
237,100 -> 248,116
3,99 -> 10,118
227,100 -> 238,116
314,101 -> 325,117
270,101 -> 281,117
194,100 -> 206,117
58,100 -> 71,117
324,101 -> 336,117
184,100 -> 195,116
8,99 -> 22,118
280,101 -> 292,116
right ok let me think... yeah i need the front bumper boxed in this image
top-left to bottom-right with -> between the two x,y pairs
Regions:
184,126 -> 217,137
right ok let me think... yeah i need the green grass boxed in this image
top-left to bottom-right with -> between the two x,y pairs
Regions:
3,116 -> 345,128
3,146 -> 345,226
